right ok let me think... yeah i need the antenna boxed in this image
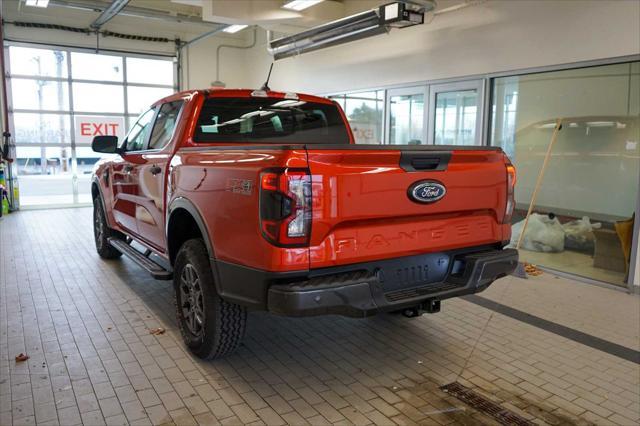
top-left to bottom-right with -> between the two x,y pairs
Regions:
261,63 -> 274,91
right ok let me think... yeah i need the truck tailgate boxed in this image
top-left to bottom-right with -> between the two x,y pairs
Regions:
306,146 -> 511,268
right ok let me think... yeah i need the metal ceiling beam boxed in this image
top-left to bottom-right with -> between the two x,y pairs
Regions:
47,0 -> 221,28
90,0 -> 130,29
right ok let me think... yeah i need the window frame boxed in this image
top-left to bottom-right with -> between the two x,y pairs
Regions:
427,79 -> 485,146
385,85 -> 429,146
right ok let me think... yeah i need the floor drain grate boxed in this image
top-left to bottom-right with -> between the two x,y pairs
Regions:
440,382 -> 534,426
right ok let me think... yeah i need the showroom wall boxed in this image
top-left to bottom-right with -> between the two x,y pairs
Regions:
239,0 -> 640,94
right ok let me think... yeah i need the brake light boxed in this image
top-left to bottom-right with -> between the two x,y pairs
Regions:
504,160 -> 516,224
259,168 -> 312,247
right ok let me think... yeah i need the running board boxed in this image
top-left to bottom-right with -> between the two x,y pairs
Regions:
108,238 -> 173,280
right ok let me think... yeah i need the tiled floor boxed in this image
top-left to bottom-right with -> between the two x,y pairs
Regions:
520,249 -> 627,288
1,208 -> 639,426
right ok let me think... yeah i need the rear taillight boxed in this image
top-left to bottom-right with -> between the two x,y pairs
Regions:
259,168 -> 312,247
504,160 -> 517,224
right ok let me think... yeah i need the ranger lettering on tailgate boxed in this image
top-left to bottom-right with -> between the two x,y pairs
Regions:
90,88 -> 518,359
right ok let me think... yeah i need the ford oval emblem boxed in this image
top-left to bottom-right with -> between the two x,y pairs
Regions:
408,180 -> 446,203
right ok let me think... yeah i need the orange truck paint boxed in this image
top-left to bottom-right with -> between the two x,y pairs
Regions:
93,88 -> 517,317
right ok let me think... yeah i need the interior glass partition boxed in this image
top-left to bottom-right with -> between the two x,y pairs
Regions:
329,90 -> 384,144
490,62 -> 640,287
387,87 -> 426,145
428,80 -> 484,145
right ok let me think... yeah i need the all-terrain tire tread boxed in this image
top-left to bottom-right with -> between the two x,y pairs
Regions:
174,239 -> 247,360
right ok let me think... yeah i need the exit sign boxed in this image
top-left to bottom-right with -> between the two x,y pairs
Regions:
74,116 -> 125,145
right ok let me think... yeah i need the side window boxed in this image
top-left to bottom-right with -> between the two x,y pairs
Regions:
148,101 -> 184,150
124,108 -> 155,152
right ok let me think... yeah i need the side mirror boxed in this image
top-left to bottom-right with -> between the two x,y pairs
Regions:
92,135 -> 119,154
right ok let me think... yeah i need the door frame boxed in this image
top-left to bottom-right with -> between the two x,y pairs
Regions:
384,85 -> 429,145
427,79 -> 486,146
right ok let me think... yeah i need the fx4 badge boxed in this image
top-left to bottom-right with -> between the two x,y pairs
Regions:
408,180 -> 446,203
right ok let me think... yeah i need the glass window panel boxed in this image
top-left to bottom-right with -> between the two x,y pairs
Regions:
9,46 -> 68,78
13,113 -> 71,144
389,93 -> 424,145
15,145 -> 75,206
126,57 -> 174,85
344,90 -> 384,144
125,109 -> 155,151
490,61 -> 640,287
149,101 -> 183,150
72,82 -> 124,113
10,78 -> 69,111
71,52 -> 123,82
434,89 -> 478,145
127,86 -> 173,116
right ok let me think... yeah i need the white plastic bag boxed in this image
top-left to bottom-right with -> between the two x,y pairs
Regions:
562,216 -> 601,252
510,213 -> 565,253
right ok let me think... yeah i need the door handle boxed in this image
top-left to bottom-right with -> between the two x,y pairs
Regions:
123,165 -> 133,173
150,165 -> 162,176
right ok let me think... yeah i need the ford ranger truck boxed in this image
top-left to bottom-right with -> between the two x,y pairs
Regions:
90,89 -> 518,359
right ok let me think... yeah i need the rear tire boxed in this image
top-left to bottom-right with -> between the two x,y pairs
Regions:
174,239 -> 247,359
93,197 -> 123,259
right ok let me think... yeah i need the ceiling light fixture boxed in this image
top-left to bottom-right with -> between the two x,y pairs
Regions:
282,0 -> 324,12
25,0 -> 49,7
223,24 -> 249,34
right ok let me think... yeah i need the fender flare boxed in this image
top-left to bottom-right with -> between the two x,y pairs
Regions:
166,197 -> 215,260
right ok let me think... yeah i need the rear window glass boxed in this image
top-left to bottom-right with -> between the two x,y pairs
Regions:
194,97 -> 350,144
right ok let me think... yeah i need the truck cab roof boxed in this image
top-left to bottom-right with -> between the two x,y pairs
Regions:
152,88 -> 334,108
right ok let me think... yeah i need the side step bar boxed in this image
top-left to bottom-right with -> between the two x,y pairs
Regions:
108,237 -> 173,280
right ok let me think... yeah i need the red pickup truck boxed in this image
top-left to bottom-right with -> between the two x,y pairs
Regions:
91,88 -> 518,359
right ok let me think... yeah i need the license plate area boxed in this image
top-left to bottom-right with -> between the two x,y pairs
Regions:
376,252 -> 451,293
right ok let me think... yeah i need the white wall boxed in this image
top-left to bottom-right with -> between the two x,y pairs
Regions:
242,0 -> 640,94
181,29 -> 257,90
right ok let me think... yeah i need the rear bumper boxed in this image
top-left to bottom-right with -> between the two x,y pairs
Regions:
266,248 -> 518,317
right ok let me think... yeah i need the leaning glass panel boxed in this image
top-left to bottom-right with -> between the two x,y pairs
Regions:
491,61 -> 640,287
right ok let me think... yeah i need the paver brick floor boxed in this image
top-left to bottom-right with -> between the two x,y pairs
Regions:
1,208 -> 639,425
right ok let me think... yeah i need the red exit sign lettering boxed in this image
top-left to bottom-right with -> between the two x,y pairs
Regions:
74,116 -> 125,144
80,122 -> 120,136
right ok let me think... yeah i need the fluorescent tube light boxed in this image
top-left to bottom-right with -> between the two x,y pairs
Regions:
223,24 -> 248,34
25,0 -> 49,7
282,0 -> 324,11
